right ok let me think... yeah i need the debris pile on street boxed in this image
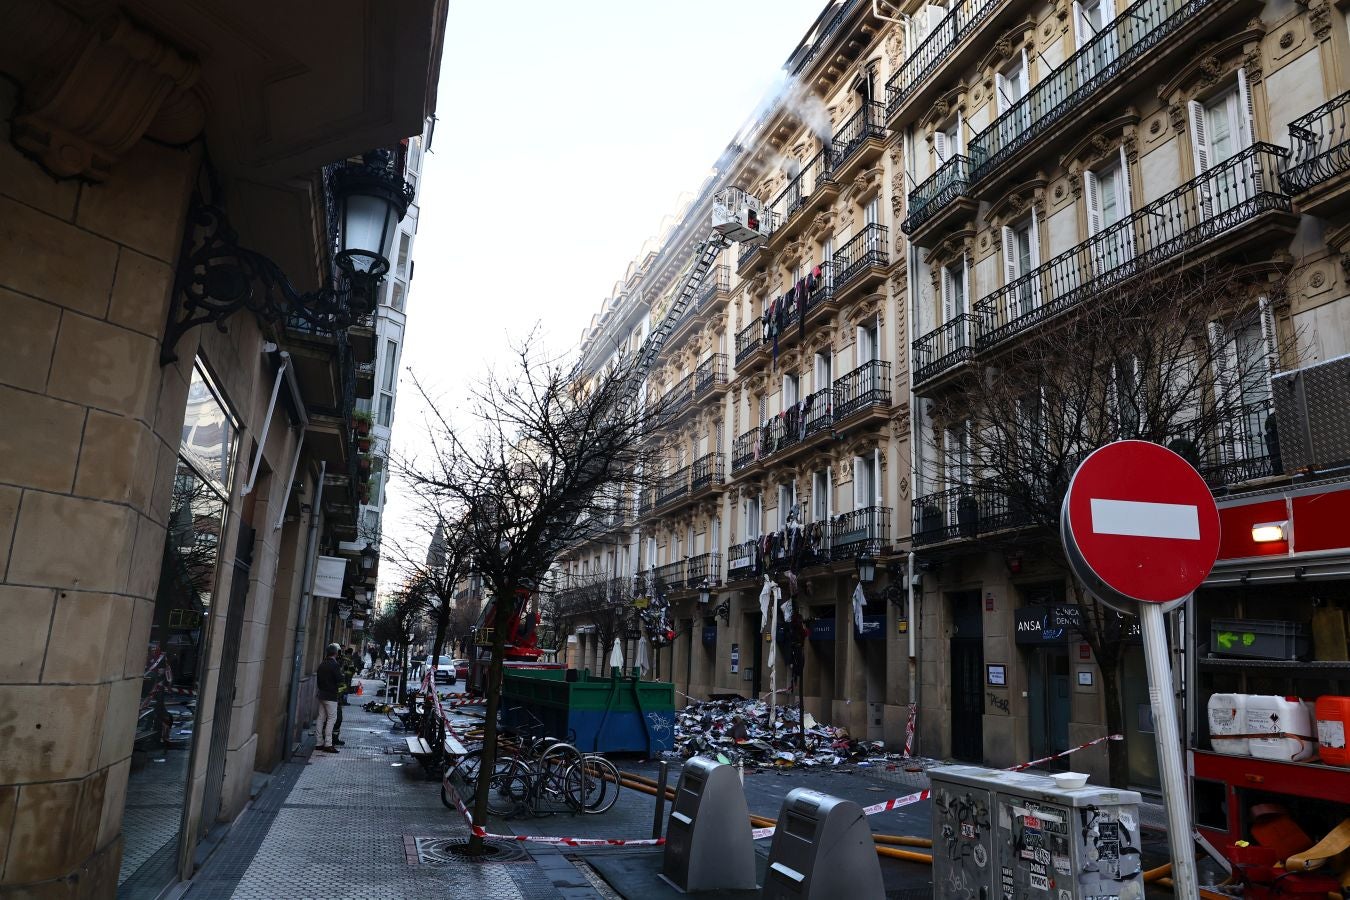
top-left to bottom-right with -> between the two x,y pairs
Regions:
670,696 -> 931,772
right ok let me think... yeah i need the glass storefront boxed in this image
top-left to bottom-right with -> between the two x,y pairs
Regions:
118,362 -> 235,899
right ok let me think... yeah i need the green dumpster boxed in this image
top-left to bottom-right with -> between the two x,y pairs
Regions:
500,668 -> 674,754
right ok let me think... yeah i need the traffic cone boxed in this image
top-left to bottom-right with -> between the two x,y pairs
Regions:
355,682 -> 364,696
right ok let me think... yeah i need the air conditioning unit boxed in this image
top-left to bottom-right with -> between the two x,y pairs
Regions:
1272,352 -> 1350,475
712,188 -> 771,246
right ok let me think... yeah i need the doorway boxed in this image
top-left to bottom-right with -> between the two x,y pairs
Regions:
950,591 -> 984,762
1122,646 -> 1161,789
1027,645 -> 1071,768
863,640 -> 885,742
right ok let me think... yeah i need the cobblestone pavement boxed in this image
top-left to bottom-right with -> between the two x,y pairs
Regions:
183,681 -> 603,900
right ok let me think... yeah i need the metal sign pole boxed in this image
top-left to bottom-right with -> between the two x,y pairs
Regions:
1139,597 -> 1198,898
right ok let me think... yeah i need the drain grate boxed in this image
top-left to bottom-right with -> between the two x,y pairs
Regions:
409,836 -> 531,865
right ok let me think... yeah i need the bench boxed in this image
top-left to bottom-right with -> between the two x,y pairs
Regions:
443,735 -> 468,757
405,736 -> 432,756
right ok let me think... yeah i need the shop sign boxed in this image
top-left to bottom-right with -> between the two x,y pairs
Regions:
314,555 -> 347,599
730,643 -> 740,673
810,617 -> 835,641
701,625 -> 717,646
337,602 -> 352,620
1014,605 -> 1082,644
350,618 -> 365,630
855,614 -> 886,641
575,624 -> 597,635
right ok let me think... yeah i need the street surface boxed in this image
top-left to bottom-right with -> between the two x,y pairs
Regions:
183,678 -> 1205,898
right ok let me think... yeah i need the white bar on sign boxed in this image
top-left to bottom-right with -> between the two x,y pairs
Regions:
1089,498 -> 1200,540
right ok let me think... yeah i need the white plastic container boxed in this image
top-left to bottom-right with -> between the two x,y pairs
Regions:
1208,693 -> 1249,756
1246,695 -> 1318,762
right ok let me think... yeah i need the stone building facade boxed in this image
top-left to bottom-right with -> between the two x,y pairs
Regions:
0,2 -> 444,896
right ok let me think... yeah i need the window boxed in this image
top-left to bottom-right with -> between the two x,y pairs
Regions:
745,495 -> 762,540
396,233 -> 412,278
778,481 -> 797,529
1188,71 -> 1256,216
378,393 -> 393,427
812,469 -> 832,522
996,50 -> 1031,119
1212,304 -> 1276,467
389,279 -> 406,311
783,372 -> 800,408
1084,146 -> 1133,273
941,260 -> 968,323
1002,215 -> 1041,316
852,454 -> 878,510
1073,0 -> 1118,81
934,113 -> 963,164
814,351 -> 833,392
381,340 -> 399,393
1112,357 -> 1140,437
407,135 -> 423,173
857,320 -> 879,365
369,469 -> 383,507
945,423 -> 971,487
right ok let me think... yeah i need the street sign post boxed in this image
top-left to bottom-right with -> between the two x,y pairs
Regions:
1061,441 -> 1220,900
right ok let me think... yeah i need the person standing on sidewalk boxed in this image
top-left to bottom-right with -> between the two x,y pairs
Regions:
315,644 -> 342,753
333,646 -> 358,746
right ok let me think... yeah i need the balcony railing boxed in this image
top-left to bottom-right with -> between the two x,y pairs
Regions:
1173,398 -> 1279,488
685,552 -> 721,588
1281,91 -> 1350,194
727,539 -> 761,581
976,144 -> 1290,352
912,313 -> 979,385
555,574 -> 633,615
832,102 -> 886,167
690,452 -> 725,492
771,149 -> 833,226
693,354 -> 728,398
903,154 -> 972,234
833,359 -> 892,419
830,506 -> 891,559
739,239 -> 767,270
803,387 -> 833,437
804,260 -> 838,316
732,427 -> 759,472
833,223 -> 889,287
655,465 -> 691,509
885,0 -> 1005,119
970,0 -> 1210,181
735,319 -> 762,365
652,560 -> 686,591
788,0 -> 861,75
659,373 -> 695,418
912,484 -> 1033,547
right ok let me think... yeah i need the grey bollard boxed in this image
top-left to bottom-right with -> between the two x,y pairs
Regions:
762,788 -> 884,900
660,756 -> 757,892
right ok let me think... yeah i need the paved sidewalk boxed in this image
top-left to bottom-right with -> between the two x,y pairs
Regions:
183,680 -> 605,900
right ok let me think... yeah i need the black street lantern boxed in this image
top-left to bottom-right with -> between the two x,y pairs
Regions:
360,542 -> 377,573
697,579 -> 711,606
331,149 -> 414,314
856,552 -> 876,584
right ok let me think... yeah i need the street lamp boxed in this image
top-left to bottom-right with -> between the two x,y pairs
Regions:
697,579 -> 711,606
331,149 -> 414,314
856,552 -> 876,584
360,542 -> 377,574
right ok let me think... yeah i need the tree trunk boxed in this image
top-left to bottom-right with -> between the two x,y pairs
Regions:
468,591 -> 514,855
1097,659 -> 1130,788
431,606 -> 450,675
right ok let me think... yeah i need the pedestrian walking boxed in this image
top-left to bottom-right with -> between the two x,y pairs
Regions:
315,644 -> 342,753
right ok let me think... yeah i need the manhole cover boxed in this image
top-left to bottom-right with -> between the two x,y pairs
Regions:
411,836 -> 530,864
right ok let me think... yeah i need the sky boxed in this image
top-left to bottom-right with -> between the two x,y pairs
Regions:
379,0 -> 831,585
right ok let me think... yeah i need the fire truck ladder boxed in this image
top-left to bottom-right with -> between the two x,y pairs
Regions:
626,232 -> 731,404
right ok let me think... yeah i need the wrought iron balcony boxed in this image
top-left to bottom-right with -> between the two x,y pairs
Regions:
802,386 -> 833,437
732,426 -> 760,472
912,484 -> 1032,547
655,465 -> 691,509
771,149 -> 833,228
692,353 -> 728,398
1281,91 -> 1350,195
976,144 -> 1290,353
685,552 -> 721,589
902,154 -> 972,235
885,0 -> 1006,120
803,260 -> 838,317
832,101 -> 886,170
727,539 -> 761,581
912,313 -> 979,387
658,373 -> 695,418
970,0 -> 1213,183
652,560 -> 686,592
735,319 -> 762,366
555,573 -> 632,614
690,452 -> 725,492
1171,398 -> 1279,489
739,232 -> 772,271
833,223 -> 889,288
766,524 -> 834,572
831,506 -> 891,559
833,359 -> 891,419
760,409 -> 803,459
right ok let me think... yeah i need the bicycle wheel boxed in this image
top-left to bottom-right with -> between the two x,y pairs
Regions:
485,769 -> 531,817
563,756 -> 620,814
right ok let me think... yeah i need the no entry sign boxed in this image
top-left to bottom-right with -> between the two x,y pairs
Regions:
1061,440 -> 1221,613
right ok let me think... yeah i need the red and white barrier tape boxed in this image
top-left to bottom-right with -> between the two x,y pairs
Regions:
902,702 -> 917,758
748,733 -> 1122,840
445,778 -> 665,847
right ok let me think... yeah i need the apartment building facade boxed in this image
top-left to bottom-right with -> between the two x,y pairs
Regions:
557,0 -> 1350,796
0,3 -> 444,896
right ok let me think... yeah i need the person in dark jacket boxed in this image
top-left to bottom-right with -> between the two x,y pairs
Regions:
333,647 -> 358,746
315,644 -> 342,753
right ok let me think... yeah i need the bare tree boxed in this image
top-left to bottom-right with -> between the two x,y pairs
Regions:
383,493 -> 476,670
399,334 -> 654,853
920,262 -> 1291,786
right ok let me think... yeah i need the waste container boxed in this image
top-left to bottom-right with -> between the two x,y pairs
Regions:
500,668 -> 675,754
929,765 -> 1143,899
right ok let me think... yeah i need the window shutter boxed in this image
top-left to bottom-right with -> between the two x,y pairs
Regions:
852,457 -> 862,510
1237,67 -> 1256,148
1029,207 -> 1043,306
955,109 -> 964,155
942,265 -> 956,322
1002,225 -> 1019,285
1189,100 -> 1215,218
1073,0 -> 1090,46
995,71 -> 1010,113
1084,170 -> 1102,236
1117,145 -> 1133,215
1257,295 -> 1278,386
873,448 -> 882,506
962,254 -> 971,315
1019,48 -> 1031,98
933,129 -> 948,163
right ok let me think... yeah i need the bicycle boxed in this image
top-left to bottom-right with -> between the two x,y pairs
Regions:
479,737 -> 622,818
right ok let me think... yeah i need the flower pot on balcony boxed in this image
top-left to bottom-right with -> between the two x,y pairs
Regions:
357,454 -> 372,473
956,494 -> 979,538
351,411 -> 373,436
356,435 -> 372,453
358,486 -> 371,505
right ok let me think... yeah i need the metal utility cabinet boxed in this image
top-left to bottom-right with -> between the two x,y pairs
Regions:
929,765 -> 1144,900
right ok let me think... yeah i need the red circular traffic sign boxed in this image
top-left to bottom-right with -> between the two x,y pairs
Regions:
1061,441 -> 1221,611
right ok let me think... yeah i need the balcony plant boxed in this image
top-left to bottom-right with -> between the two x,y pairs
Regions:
356,433 -> 373,453
351,409 -> 373,436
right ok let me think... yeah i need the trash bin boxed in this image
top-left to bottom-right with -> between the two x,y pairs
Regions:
500,668 -> 675,754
